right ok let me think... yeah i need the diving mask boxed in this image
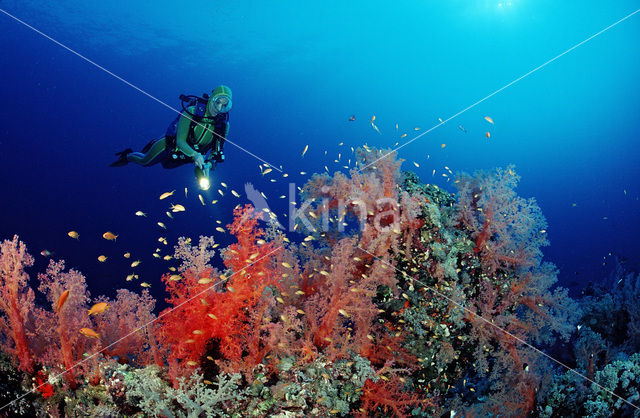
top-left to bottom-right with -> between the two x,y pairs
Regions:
208,95 -> 232,114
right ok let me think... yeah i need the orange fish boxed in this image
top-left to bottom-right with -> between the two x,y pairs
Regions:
102,232 -> 118,241
79,327 -> 101,340
484,116 -> 494,124
485,132 -> 491,139
56,290 -> 69,313
88,302 -> 109,316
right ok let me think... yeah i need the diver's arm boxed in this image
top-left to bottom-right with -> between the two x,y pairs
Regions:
174,108 -> 199,159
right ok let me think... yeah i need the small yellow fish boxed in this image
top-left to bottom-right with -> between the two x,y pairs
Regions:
199,194 -> 205,205
123,252 -> 131,258
157,222 -> 166,229
163,255 -> 172,261
97,255 -> 107,262
186,360 -> 198,367
68,231 -> 79,240
126,274 -> 135,281
263,167 -> 273,175
135,211 -> 147,217
370,115 -> 375,123
302,145 -> 309,157
168,275 -> 182,281
88,302 -> 109,315
79,327 -> 101,340
338,309 -> 350,317
231,190 -> 240,198
198,278 -> 213,284
159,190 -> 175,200
153,253 -> 161,259
484,116 -> 494,124
221,182 -> 227,188
281,262 -> 293,268
102,231 -> 118,241
401,133 -> 407,138
131,260 -> 141,268
166,211 -> 173,219
140,282 -> 151,288
171,204 -> 185,212
184,187 -> 188,198
413,162 -> 420,168
441,143 -> 446,148
211,200 -> 218,204
215,227 -> 225,233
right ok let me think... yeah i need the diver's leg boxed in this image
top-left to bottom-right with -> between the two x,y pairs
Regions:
128,137 -> 168,166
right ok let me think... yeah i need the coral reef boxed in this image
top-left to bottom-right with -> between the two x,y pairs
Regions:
0,148 -> 623,417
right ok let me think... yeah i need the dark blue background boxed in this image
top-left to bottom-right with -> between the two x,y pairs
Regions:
1,1 -> 639,303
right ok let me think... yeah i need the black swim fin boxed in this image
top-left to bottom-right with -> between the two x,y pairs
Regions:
110,148 -> 133,167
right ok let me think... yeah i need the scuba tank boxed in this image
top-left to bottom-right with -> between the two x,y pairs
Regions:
179,93 -> 216,123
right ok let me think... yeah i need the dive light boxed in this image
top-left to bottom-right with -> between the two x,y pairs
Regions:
195,162 -> 212,190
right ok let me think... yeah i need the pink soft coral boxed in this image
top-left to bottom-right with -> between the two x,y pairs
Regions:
455,165 -> 548,274
37,260 -> 94,388
0,235 -> 35,372
91,289 -> 160,367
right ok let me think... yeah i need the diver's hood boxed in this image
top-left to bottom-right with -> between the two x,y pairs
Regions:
209,85 -> 232,114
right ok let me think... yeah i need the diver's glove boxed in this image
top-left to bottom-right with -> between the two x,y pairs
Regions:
193,153 -> 205,169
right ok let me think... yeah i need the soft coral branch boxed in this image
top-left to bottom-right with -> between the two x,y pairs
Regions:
37,260 -> 94,388
0,235 -> 35,373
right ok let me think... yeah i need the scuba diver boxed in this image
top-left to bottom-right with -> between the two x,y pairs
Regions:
111,85 -> 232,190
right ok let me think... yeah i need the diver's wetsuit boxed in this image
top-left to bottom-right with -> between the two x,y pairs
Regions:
127,107 -> 229,168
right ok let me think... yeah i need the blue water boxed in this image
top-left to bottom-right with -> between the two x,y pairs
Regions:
1,0 -> 639,302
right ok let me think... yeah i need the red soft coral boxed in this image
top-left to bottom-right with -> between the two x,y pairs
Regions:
158,205 -> 282,382
355,376 -> 432,417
